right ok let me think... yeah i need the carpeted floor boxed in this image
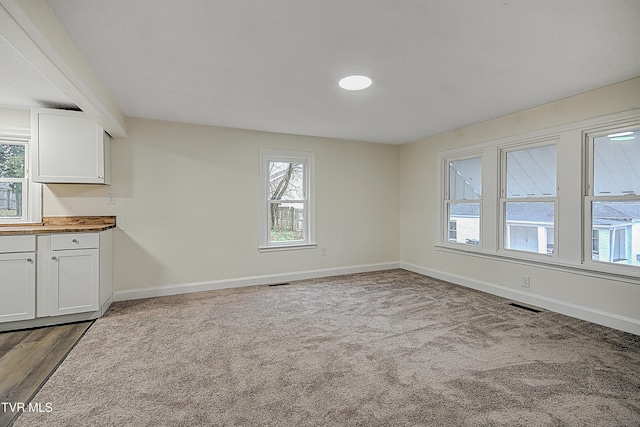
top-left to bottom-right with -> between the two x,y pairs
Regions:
14,270 -> 640,426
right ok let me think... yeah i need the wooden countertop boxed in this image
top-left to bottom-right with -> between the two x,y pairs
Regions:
0,216 -> 116,235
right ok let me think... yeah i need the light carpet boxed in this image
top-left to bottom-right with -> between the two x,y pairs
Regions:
15,270 -> 640,426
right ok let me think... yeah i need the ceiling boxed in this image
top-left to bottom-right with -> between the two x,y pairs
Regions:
4,1 -> 640,144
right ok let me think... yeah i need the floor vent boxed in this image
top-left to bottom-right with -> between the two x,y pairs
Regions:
268,282 -> 291,287
508,303 -> 542,313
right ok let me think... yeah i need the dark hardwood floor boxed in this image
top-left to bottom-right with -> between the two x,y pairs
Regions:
0,321 -> 93,427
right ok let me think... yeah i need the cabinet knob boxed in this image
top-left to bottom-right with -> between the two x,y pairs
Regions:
52,256 -> 57,261
72,239 -> 79,243
27,258 -> 33,263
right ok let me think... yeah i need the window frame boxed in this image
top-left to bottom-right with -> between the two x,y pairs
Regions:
259,149 -> 316,252
436,109 -> 640,283
441,153 -> 483,249
0,126 -> 41,225
592,229 -> 600,255
498,139 -> 559,258
448,220 -> 457,242
584,123 -> 640,273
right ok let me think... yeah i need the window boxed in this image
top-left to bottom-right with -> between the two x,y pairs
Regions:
501,143 -> 557,255
444,156 -> 481,246
259,150 -> 315,251
0,142 -> 26,219
587,128 -> 640,268
0,129 -> 40,224
438,111 -> 640,280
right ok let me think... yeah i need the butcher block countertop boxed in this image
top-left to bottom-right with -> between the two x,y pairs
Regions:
0,216 -> 116,235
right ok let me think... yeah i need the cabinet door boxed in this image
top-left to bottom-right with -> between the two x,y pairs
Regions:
0,253 -> 36,323
32,108 -> 110,184
50,249 -> 99,316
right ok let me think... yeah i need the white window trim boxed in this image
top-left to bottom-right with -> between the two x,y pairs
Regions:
583,122 -> 640,275
259,149 -> 316,252
435,108 -> 640,283
0,126 -> 42,225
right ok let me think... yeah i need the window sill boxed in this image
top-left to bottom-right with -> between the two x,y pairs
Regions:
435,243 -> 640,285
258,243 -> 318,253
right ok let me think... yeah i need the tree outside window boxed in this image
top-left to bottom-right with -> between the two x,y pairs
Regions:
269,161 -> 305,242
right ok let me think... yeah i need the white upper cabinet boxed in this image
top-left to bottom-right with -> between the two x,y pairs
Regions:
31,108 -> 111,184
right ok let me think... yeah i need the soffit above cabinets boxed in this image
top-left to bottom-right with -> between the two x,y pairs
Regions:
0,0 -> 127,138
0,35 -> 76,111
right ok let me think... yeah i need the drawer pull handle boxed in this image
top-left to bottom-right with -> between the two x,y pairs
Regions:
72,239 -> 79,243
52,256 -> 57,261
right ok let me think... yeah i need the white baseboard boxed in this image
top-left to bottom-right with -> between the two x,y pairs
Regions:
401,262 -> 640,336
113,262 -> 401,302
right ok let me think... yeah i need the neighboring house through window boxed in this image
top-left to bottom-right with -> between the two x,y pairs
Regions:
448,220 -> 457,242
587,128 -> 640,267
592,229 -> 600,255
501,142 -> 557,255
438,112 -> 640,277
444,156 -> 482,246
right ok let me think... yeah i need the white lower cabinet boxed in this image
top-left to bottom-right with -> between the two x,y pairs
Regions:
47,232 -> 100,316
0,231 -> 112,329
0,235 -> 36,323
50,248 -> 99,316
0,252 -> 36,323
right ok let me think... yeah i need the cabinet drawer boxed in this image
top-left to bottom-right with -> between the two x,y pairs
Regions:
0,235 -> 36,254
51,233 -> 99,250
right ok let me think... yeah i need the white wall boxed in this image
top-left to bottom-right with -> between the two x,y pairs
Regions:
0,108 -> 30,128
400,77 -> 640,333
42,117 -> 401,294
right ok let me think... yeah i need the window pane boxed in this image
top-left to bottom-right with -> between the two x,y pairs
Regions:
0,182 -> 23,217
269,202 -> 305,242
449,157 -> 481,200
448,203 -> 480,245
0,144 -> 25,178
505,202 -> 554,254
269,162 -> 304,200
506,145 -> 556,198
591,201 -> 640,266
593,130 -> 640,196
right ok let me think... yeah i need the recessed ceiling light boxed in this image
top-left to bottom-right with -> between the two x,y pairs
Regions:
339,74 -> 372,91
607,131 -> 634,138
610,136 -> 635,141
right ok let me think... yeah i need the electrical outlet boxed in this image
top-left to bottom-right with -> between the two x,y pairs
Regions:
521,276 -> 530,288
107,193 -> 116,205
321,248 -> 327,256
